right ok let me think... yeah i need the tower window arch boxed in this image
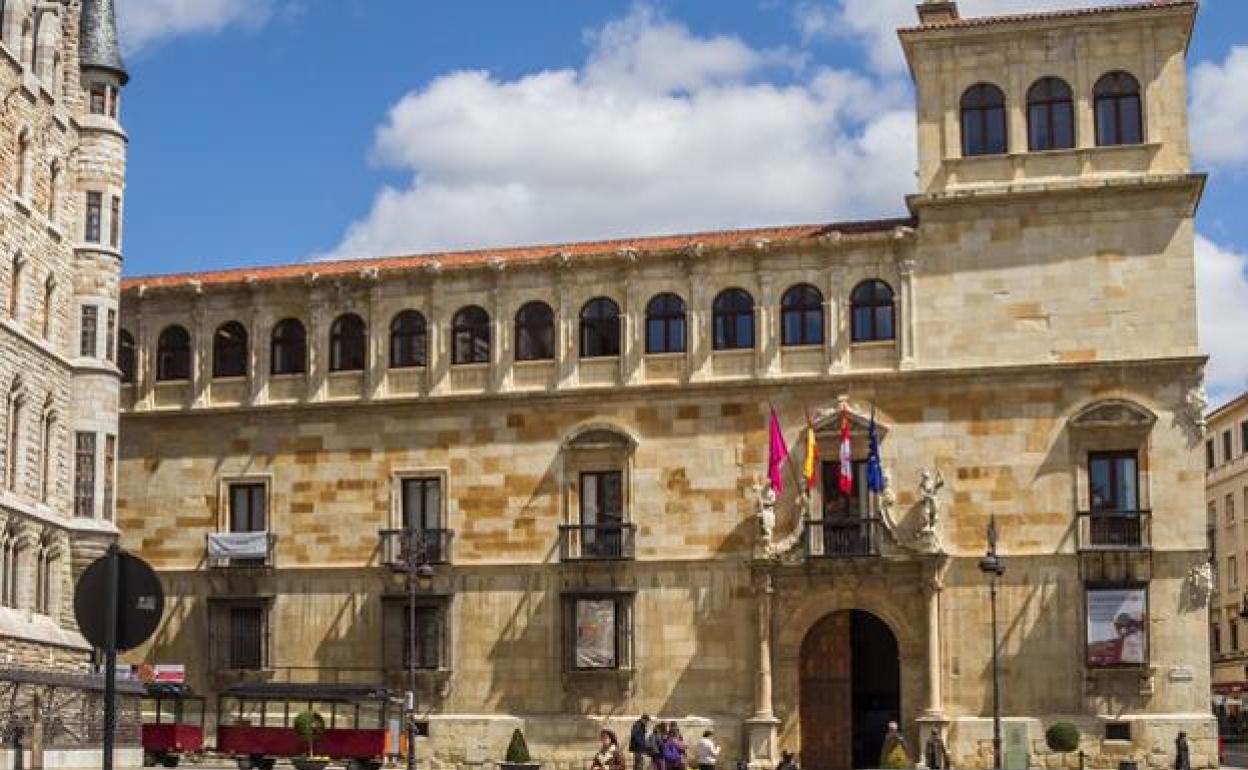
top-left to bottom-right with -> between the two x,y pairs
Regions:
270,318 -> 307,375
1027,77 -> 1074,151
15,127 -> 30,200
579,297 -> 621,359
329,313 -> 367,372
1094,71 -> 1143,146
212,321 -> 249,379
850,280 -> 896,343
6,382 -> 25,492
960,83 -> 1007,157
514,301 -> 554,362
7,252 -> 22,319
781,284 -> 824,347
389,310 -> 428,369
118,329 -> 135,383
155,325 -> 191,382
451,306 -> 490,365
713,288 -> 755,351
645,293 -> 686,354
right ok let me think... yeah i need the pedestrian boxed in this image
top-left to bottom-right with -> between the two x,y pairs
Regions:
695,729 -> 720,770
924,729 -> 950,770
1174,731 -> 1191,770
775,750 -> 799,770
880,721 -> 912,768
663,723 -> 688,770
649,721 -> 669,770
593,729 -> 625,770
630,715 -> 652,770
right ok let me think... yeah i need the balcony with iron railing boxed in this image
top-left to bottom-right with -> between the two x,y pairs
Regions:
559,523 -> 637,561
205,532 -> 277,569
1076,510 -> 1152,551
379,528 -> 455,569
804,517 -> 883,558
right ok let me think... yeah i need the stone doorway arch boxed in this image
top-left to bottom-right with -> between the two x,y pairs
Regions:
799,610 -> 901,770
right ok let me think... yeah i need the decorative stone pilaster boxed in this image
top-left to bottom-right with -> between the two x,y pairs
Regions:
917,556 -> 950,756
898,252 -> 918,370
747,570 -> 780,769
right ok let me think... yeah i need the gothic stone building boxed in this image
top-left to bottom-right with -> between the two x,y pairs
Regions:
117,2 -> 1213,769
0,0 -> 138,767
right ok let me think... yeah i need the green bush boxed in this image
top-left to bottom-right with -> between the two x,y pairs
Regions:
505,728 -> 532,764
1046,722 -> 1080,754
293,710 -> 326,757
880,741 -> 911,769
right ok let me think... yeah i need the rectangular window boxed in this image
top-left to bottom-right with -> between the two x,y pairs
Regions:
89,84 -> 107,115
1085,585 -> 1148,667
227,605 -> 265,670
1230,494 -> 1238,525
1209,440 -> 1217,470
109,196 -> 121,248
228,483 -> 266,532
401,477 -> 441,531
108,86 -> 119,119
1226,430 -> 1235,463
1088,451 -> 1139,512
1234,620 -> 1241,653
563,593 -> 633,671
80,305 -> 97,357
105,309 -> 116,362
73,432 -> 95,518
85,192 -> 102,243
821,458 -> 870,519
102,435 -> 115,520
383,597 -> 449,671
1104,723 -> 1131,742
579,470 -> 624,558
1231,556 -> 1239,590
1213,624 -> 1222,655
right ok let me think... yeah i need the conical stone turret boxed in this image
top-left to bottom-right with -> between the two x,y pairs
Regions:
79,0 -> 128,83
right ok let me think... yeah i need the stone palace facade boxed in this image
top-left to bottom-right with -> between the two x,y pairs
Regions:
1207,392 -> 1248,714
0,0 -> 139,767
117,2 -> 1213,769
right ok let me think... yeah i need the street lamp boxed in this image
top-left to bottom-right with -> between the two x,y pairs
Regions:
978,516 -> 1005,770
399,528 -> 435,770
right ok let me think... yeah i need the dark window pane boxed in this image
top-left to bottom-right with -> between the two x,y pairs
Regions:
1053,103 -> 1075,149
1119,97 -> 1142,144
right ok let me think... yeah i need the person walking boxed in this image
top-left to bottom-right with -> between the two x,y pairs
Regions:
663,724 -> 688,770
924,729 -> 950,770
629,715 -> 652,770
593,729 -> 625,770
1174,731 -> 1191,770
649,721 -> 669,770
694,729 -> 720,770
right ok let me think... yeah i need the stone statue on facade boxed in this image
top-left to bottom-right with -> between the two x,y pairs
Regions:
754,478 -> 777,544
919,469 -> 945,532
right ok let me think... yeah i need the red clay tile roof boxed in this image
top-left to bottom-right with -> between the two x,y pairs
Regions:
899,0 -> 1196,34
121,217 -> 916,291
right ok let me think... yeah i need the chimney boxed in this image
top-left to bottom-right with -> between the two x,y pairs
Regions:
916,0 -> 960,25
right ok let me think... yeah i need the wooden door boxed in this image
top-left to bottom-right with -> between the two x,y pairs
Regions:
800,612 -> 853,770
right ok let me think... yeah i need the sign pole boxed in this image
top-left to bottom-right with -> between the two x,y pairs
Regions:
102,543 -> 120,770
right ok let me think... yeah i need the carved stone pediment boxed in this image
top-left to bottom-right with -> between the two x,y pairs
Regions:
1069,399 -> 1156,430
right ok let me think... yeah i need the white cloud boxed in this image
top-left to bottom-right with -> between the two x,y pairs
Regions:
116,0 -> 278,55
325,5 -> 914,260
1191,46 -> 1248,170
797,0 -> 1143,74
1196,235 -> 1248,401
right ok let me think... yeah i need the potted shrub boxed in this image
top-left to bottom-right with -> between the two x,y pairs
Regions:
291,709 -> 329,770
1046,721 -> 1081,768
501,728 -> 540,770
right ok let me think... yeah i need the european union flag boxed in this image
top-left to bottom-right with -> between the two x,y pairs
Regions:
866,409 -> 885,494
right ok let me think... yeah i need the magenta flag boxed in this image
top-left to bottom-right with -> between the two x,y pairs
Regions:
768,408 -> 790,492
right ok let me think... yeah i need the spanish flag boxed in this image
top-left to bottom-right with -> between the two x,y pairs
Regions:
802,410 -> 818,491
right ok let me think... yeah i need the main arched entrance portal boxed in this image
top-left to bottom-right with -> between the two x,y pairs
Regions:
800,610 -> 901,770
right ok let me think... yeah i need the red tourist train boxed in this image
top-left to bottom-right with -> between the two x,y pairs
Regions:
142,682 -> 398,770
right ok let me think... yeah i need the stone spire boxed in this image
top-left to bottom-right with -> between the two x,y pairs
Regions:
79,0 -> 128,84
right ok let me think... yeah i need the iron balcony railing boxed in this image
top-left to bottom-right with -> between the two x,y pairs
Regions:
804,517 -> 883,558
205,532 -> 277,569
379,528 -> 455,568
559,523 -> 637,561
1077,510 -> 1152,550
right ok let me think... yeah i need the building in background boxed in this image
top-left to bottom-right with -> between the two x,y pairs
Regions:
0,0 -> 138,767
117,2 -> 1213,770
1208,393 -> 1248,721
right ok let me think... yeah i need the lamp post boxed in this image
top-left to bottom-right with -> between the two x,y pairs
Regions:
400,528 -> 435,770
978,516 -> 1005,770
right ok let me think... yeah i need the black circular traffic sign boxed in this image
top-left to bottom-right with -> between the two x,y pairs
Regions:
74,549 -> 164,652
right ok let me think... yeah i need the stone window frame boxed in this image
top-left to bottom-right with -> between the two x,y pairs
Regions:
208,595 -> 275,672
1025,76 -> 1076,152
643,292 -> 687,355
380,592 -> 454,673
216,474 -> 274,534
561,425 -> 636,528
212,320 -> 250,380
328,312 -> 368,373
1093,71 -> 1144,148
560,589 -> 636,673
1066,399 -> 1156,514
155,324 -> 192,382
779,282 -> 825,348
578,296 -> 622,359
960,82 -> 1008,157
388,468 -> 449,532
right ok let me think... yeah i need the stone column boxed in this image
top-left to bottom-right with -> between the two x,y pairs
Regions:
623,257 -> 642,386
555,257 -> 575,388
190,291 -> 208,407
897,246 -> 918,370
917,558 -> 950,763
247,286 -> 264,405
365,269 -> 383,400
746,570 -> 780,769
755,272 -> 778,378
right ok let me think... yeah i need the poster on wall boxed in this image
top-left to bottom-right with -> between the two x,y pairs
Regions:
575,600 -> 617,669
1086,587 -> 1148,667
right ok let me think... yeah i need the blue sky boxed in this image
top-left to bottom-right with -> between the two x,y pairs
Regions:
115,0 -> 1248,399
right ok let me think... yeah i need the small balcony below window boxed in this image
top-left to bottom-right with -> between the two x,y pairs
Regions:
805,517 -> 882,558
206,532 -> 276,569
559,523 -> 637,561
1077,510 -> 1152,551
379,528 -> 454,569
